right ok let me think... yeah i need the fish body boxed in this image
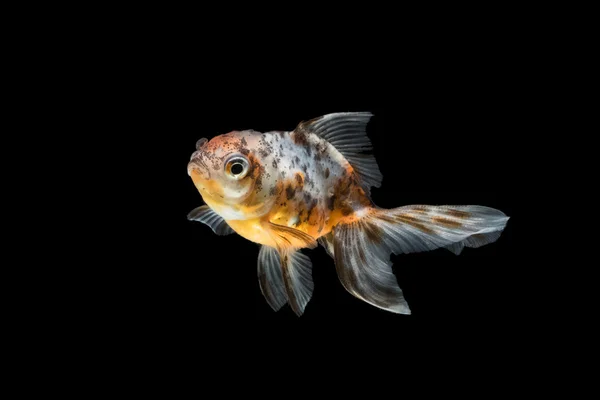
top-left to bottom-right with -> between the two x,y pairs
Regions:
188,113 -> 510,316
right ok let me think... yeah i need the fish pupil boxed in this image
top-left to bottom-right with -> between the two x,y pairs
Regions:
231,163 -> 244,175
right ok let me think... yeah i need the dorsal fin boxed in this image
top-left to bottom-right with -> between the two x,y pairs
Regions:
294,112 -> 383,194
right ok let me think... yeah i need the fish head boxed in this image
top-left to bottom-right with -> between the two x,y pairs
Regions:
188,130 -> 277,219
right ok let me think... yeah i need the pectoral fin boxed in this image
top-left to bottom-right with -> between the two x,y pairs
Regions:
187,205 -> 235,236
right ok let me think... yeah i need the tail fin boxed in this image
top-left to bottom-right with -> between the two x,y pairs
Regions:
332,205 -> 510,314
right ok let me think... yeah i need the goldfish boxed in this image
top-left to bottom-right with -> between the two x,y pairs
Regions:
187,112 -> 510,316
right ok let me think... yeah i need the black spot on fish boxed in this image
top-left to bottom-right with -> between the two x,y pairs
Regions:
292,130 -> 308,146
307,200 -> 318,225
327,195 -> 335,211
272,159 -> 278,168
294,156 -> 300,164
286,185 -> 296,200
318,141 -> 328,154
341,204 -> 354,216
240,137 -> 247,146
253,162 -> 265,191
298,207 -> 307,222
324,168 -> 330,178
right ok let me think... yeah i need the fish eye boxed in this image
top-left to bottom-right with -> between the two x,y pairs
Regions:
231,163 -> 244,175
225,156 -> 249,179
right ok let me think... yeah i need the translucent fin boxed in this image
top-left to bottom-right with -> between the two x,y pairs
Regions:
257,246 -> 287,311
373,205 -> 510,255
281,250 -> 314,316
445,242 -> 464,255
318,232 -> 335,258
257,246 -> 315,316
332,205 -> 509,314
333,220 -> 411,314
293,112 -> 382,194
267,221 -> 318,250
187,205 -> 234,236
445,231 -> 504,255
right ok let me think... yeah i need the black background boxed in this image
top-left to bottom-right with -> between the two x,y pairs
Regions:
112,31 -> 522,335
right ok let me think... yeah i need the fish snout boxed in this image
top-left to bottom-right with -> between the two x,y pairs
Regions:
187,157 -> 211,180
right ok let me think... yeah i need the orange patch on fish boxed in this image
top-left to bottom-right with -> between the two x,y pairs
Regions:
307,204 -> 320,226
227,218 -> 276,246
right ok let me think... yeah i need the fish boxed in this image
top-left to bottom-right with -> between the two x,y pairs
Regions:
187,112 -> 510,316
